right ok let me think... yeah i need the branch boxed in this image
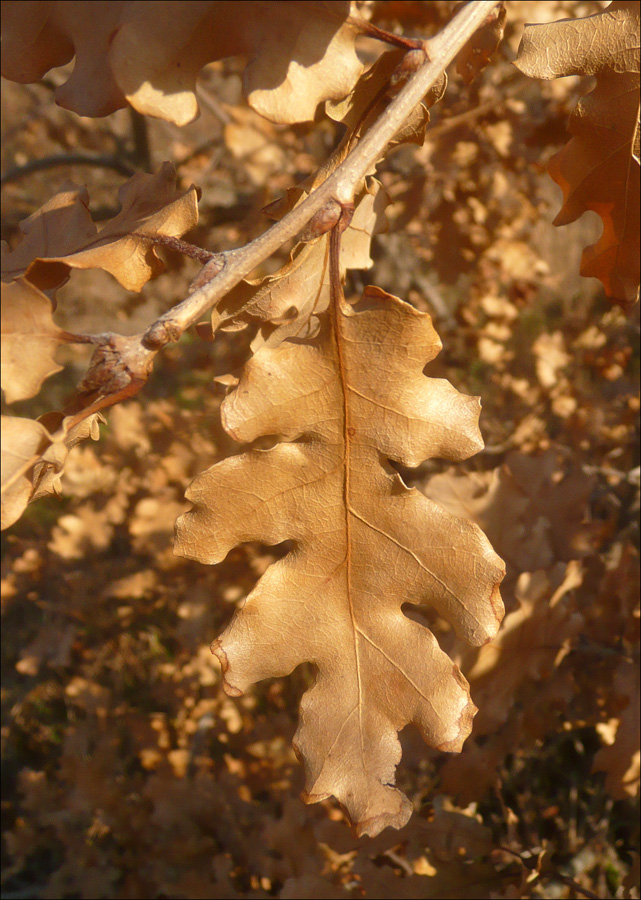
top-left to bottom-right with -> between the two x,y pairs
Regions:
42,0 -> 499,426
142,0 -> 500,345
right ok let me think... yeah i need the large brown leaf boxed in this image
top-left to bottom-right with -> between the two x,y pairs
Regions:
1,1 -> 363,125
515,1 -> 640,304
175,286 -> 505,836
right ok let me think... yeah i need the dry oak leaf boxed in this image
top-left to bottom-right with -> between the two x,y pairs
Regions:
0,1 -> 363,126
456,1 -> 506,85
1,416 -> 54,530
515,1 -> 640,304
175,286 -> 505,837
1,279 -> 66,403
1,412 -> 101,530
30,413 -> 102,504
1,163 -> 199,292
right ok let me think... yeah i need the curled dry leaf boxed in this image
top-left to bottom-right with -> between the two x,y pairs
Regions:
0,163 -> 196,530
30,414 -> 103,503
116,1 -> 364,126
0,1 -> 127,118
1,163 -> 199,293
515,1 -> 640,304
213,178 -> 388,350
326,47 -> 446,147
1,413 -> 101,530
0,277 -> 105,527
1,416 -> 54,530
175,285 -> 505,836
456,1 -> 506,85
1,1 -> 363,126
1,279 -> 66,403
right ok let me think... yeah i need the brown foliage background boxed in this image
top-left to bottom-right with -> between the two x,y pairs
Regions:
1,2 -> 639,898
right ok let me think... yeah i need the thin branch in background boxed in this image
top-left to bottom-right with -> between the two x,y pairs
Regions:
497,845 -> 603,900
127,107 -> 152,171
0,153 -> 139,187
196,84 -> 233,125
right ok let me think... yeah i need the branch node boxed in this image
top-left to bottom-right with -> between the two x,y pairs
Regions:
143,319 -> 184,350
188,254 -> 227,294
299,199 -> 343,242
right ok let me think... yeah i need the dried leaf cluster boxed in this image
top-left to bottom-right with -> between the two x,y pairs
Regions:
1,1 -> 639,897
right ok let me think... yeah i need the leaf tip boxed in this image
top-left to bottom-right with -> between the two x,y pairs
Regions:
211,640 -> 243,698
436,670 -> 477,754
354,792 -> 414,838
489,581 -> 506,631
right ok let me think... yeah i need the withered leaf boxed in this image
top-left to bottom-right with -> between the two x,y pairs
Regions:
0,1 -> 126,117
214,178 -> 388,350
456,1 -> 506,85
175,286 -> 505,836
30,413 -> 103,504
1,413 -> 101,530
1,163 -> 199,292
1,279 -> 65,403
1,1 -> 363,126
326,48 -> 446,148
515,1 -> 640,304
1,416 -> 54,530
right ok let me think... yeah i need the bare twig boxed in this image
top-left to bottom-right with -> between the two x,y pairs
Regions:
128,108 -> 152,171
0,153 -> 138,186
553,875 -> 601,900
12,1 -> 499,438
